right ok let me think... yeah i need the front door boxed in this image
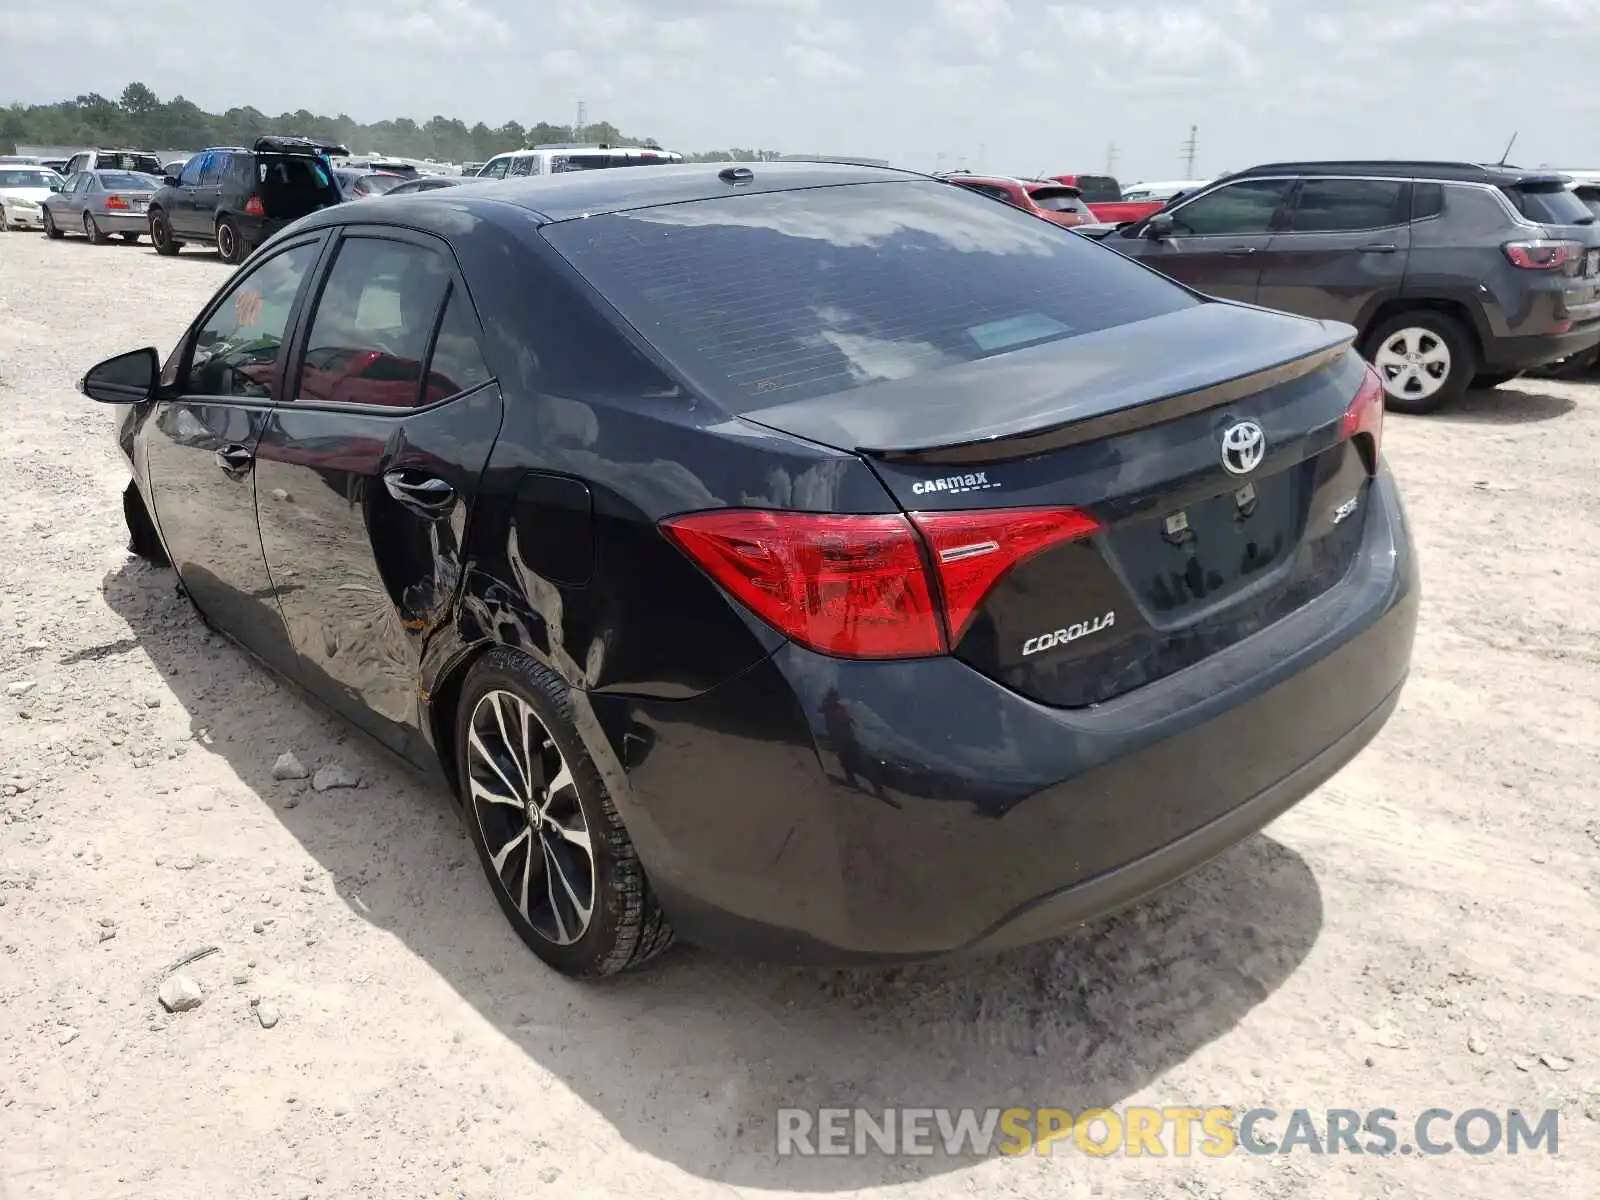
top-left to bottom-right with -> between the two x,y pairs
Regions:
252,229 -> 502,761
141,236 -> 326,673
170,152 -> 211,237
1253,177 -> 1413,325
1126,177 -> 1297,304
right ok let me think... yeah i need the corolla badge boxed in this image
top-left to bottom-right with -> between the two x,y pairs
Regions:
1021,611 -> 1116,657
1220,419 -> 1266,476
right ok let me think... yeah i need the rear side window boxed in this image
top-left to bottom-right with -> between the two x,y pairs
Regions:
296,238 -> 451,407
1412,182 -> 1444,221
544,179 -> 1195,410
427,287 -> 492,398
1287,179 -> 1407,232
1506,183 -> 1595,226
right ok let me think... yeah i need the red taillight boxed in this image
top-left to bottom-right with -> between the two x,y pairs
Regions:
910,507 -> 1101,644
1503,240 -> 1581,271
660,511 -> 944,658
105,195 -> 129,211
660,505 -> 1101,659
1342,362 -> 1385,469
244,195 -> 265,217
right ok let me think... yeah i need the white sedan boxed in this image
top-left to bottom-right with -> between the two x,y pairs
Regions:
0,166 -> 66,230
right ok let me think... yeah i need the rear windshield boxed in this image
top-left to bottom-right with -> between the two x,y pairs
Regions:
1506,183 -> 1595,226
1072,176 -> 1122,203
1029,187 -> 1085,213
98,172 -> 154,190
258,153 -> 336,193
100,153 -> 163,174
544,179 -> 1195,410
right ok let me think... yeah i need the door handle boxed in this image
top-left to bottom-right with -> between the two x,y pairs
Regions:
1223,246 -> 1259,257
214,444 -> 253,475
1358,244 -> 1399,254
383,470 -> 456,518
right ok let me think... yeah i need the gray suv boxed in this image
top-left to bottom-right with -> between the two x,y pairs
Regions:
1099,161 -> 1600,412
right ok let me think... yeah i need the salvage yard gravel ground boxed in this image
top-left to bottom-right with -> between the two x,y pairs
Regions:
1,233 -> 1598,1199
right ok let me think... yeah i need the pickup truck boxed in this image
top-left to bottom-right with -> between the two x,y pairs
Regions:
1045,173 -> 1165,224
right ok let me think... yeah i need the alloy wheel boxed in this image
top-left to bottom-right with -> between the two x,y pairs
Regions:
83,213 -> 96,240
216,222 -> 235,261
1373,327 -> 1450,401
464,689 -> 596,946
151,218 -> 167,250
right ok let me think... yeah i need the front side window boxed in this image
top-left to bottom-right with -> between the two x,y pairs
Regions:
480,157 -> 510,179
187,242 -> 320,400
179,154 -> 209,187
1287,179 -> 1407,233
1169,179 -> 1294,236
198,153 -> 224,187
296,238 -> 452,407
508,156 -> 535,177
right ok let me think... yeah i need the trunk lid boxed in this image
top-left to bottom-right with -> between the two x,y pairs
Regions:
742,302 -> 1375,708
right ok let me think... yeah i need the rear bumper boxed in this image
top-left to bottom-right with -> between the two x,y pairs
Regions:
95,211 -> 149,234
601,466 -> 1418,964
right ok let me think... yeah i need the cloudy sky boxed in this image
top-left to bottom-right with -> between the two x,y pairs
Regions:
6,0 -> 1600,180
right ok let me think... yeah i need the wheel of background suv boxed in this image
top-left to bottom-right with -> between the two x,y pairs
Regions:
454,646 -> 674,978
83,212 -> 108,244
42,209 -> 62,239
149,211 -> 180,255
1365,311 -> 1474,415
123,481 -> 169,566
215,217 -> 244,265
0,205 -> 8,230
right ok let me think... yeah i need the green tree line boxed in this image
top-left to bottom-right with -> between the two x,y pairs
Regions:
0,82 -> 778,164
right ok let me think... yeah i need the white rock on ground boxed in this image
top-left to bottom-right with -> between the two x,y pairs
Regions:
157,973 -> 204,1013
311,764 -> 360,792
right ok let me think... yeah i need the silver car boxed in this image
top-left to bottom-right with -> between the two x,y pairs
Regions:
0,166 -> 65,231
42,170 -> 160,243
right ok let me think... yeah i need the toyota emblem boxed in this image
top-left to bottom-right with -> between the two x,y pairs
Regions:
1220,419 -> 1266,476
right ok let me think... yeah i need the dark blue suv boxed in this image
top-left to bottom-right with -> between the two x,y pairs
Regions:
147,136 -> 346,265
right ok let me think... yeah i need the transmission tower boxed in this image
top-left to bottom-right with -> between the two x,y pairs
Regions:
1182,125 -> 1198,176
575,100 -> 587,144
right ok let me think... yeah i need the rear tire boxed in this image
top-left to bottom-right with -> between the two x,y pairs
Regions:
84,212 -> 108,244
455,646 -> 674,978
43,209 -> 63,239
123,482 -> 169,566
1472,370 -> 1523,389
149,211 -> 180,255
215,217 -> 244,265
1363,311 -> 1475,415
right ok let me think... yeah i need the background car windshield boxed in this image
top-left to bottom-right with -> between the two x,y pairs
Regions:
0,169 -> 58,187
1073,176 -> 1122,203
545,179 -> 1195,410
98,172 -> 154,190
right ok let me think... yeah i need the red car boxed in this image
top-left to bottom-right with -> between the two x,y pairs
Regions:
941,174 -> 1093,227
1046,173 -> 1166,224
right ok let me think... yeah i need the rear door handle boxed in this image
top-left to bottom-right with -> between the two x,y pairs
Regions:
1223,246 -> 1259,257
214,444 -> 253,475
1358,244 -> 1399,254
383,470 -> 456,518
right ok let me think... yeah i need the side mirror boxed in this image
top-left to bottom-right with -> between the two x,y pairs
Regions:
49,181 -> 63,192
80,347 -> 160,405
163,175 -> 181,187
1145,213 -> 1175,240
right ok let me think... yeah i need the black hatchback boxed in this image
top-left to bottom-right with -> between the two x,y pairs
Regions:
81,162 -> 1418,977
147,136 -> 346,264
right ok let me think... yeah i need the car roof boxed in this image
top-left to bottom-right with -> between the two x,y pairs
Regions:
1228,160 -> 1567,187
400,160 -> 926,223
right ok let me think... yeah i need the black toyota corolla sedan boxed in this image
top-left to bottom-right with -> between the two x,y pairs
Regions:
80,162 -> 1418,978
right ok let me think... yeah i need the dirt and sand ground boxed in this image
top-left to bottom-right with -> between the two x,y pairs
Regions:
1,231 -> 1597,1199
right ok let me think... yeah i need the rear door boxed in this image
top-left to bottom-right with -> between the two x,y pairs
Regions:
253,228 -> 502,761
1129,178 -> 1296,302
141,236 -> 326,673
1254,177 -> 1412,324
